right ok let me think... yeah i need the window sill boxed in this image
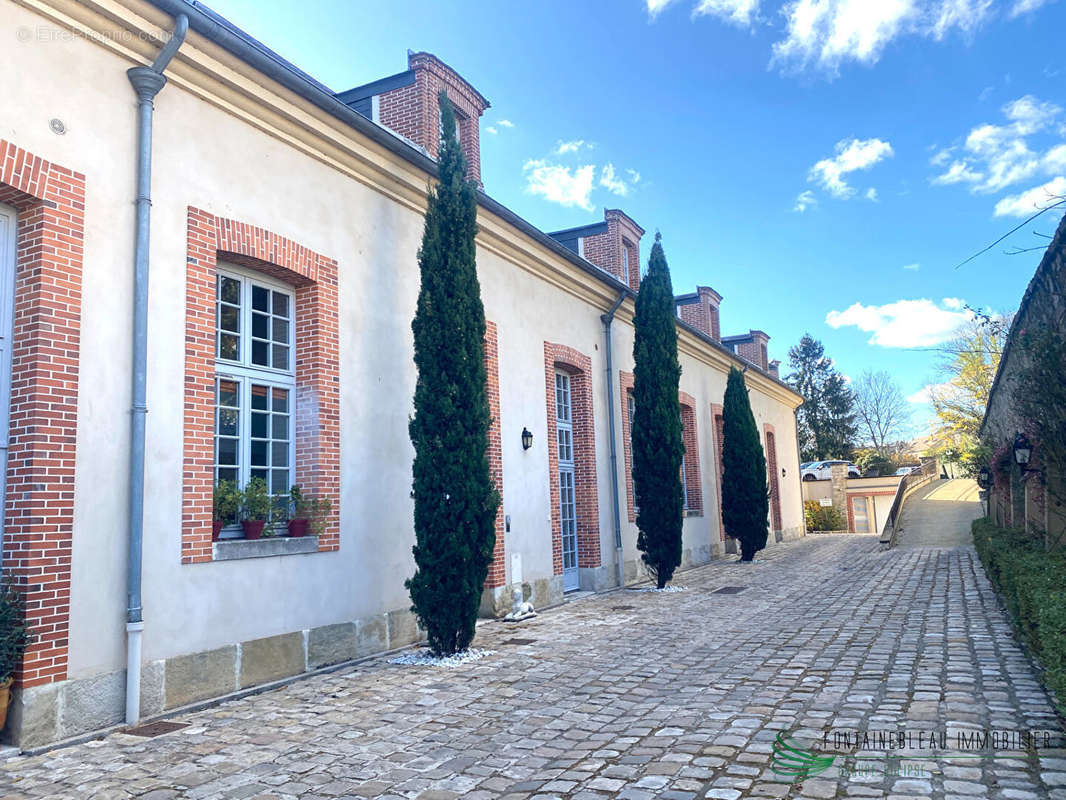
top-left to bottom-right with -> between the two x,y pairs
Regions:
213,535 -> 319,561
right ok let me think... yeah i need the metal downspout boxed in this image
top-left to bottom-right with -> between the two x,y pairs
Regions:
125,13 -> 188,727
601,291 -> 628,590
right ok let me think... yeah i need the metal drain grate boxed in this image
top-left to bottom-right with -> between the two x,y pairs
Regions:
501,638 -> 536,646
125,721 -> 189,738
611,605 -> 635,611
713,586 -> 747,594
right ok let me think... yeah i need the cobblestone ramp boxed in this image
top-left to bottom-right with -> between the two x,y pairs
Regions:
896,478 -> 984,549
1,536 -> 1063,799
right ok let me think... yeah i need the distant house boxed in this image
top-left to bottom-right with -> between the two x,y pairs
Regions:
0,0 -> 804,748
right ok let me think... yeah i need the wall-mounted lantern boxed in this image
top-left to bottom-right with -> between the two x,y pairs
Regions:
1013,432 -> 1032,467
521,427 -> 533,451
977,465 -> 992,490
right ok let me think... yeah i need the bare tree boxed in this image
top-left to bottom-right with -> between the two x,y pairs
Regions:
853,370 -> 910,454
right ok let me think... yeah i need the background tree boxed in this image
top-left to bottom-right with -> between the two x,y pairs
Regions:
927,315 -> 1011,475
722,367 -> 769,561
786,334 -> 857,461
406,93 -> 499,655
853,370 -> 910,454
632,233 -> 684,588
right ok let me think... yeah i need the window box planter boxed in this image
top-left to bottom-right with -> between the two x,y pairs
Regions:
288,518 -> 309,537
241,520 -> 267,540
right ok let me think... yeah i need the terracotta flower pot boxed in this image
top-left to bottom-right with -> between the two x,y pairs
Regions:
212,521 -> 224,541
0,677 -> 12,733
288,518 -> 310,538
241,520 -> 266,540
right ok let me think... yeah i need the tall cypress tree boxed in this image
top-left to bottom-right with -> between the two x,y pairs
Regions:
406,93 -> 499,655
721,366 -> 769,562
632,233 -> 684,588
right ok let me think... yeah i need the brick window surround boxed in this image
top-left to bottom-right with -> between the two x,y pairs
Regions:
483,321 -> 506,589
544,343 -> 599,575
0,140 -> 85,689
619,371 -> 636,522
764,424 -> 782,532
184,208 -> 339,563
711,404 -> 725,541
679,392 -> 702,514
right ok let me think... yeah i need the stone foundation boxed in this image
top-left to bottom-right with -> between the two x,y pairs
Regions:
3,605 -> 426,750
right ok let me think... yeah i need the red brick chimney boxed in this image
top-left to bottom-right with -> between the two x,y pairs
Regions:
675,286 -> 722,341
547,209 -> 644,292
723,330 -> 771,371
337,51 -> 490,185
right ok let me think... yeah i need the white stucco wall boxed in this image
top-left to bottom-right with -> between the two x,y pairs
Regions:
1,0 -> 805,683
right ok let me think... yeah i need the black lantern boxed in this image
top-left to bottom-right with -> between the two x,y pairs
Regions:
1013,432 -> 1032,466
977,465 -> 992,490
521,427 -> 533,451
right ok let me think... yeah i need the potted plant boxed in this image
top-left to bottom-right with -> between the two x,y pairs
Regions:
288,485 -> 331,538
212,479 -> 240,541
240,477 -> 271,540
0,583 -> 32,732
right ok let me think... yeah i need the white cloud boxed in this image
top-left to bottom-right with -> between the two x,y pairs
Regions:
555,139 -> 588,155
771,0 -> 995,76
693,0 -> 761,26
485,126 -> 498,135
599,163 -> 631,196
1010,0 -> 1054,17
993,175 -> 1066,217
931,94 -> 1065,200
627,168 -> 642,184
523,160 -> 596,211
930,148 -> 953,166
647,0 -> 678,17
825,297 -> 972,347
794,189 -> 818,212
498,119 -> 514,128
907,381 -> 954,404
864,187 -> 879,201
808,137 -> 894,198
932,159 -> 984,185
903,262 -> 920,270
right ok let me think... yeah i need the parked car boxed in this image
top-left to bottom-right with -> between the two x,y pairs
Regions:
801,460 -> 861,481
895,465 -> 923,476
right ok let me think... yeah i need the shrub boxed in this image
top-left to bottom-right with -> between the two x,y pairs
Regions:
803,500 -> 845,531
973,517 -> 1066,714
212,479 -> 240,524
241,477 -> 271,521
722,367 -> 770,561
0,583 -> 32,683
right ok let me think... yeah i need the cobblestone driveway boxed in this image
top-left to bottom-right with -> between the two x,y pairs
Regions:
2,535 -> 1064,800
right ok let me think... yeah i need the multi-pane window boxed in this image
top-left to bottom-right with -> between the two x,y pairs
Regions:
214,265 -> 296,528
621,243 -> 630,285
555,371 -> 578,590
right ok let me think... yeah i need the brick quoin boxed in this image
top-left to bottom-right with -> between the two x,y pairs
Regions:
544,343 -> 599,575
764,423 -> 782,532
183,208 -> 340,563
679,392 -> 702,513
0,140 -> 85,689
711,403 -> 726,542
378,52 -> 490,186
483,321 -> 506,589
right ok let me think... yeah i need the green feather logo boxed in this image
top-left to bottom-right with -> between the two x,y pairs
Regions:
770,731 -> 836,781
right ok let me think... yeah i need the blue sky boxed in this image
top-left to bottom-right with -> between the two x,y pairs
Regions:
205,0 -> 1064,437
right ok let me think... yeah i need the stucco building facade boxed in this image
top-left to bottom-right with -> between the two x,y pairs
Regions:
0,0 -> 804,748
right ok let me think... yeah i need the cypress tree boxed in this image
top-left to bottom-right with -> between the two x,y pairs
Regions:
632,233 -> 684,588
721,366 -> 769,562
406,93 -> 499,655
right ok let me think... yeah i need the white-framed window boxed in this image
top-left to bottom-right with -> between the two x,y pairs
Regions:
555,371 -> 578,590
214,264 -> 296,529
621,242 -> 630,285
681,451 -> 689,510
